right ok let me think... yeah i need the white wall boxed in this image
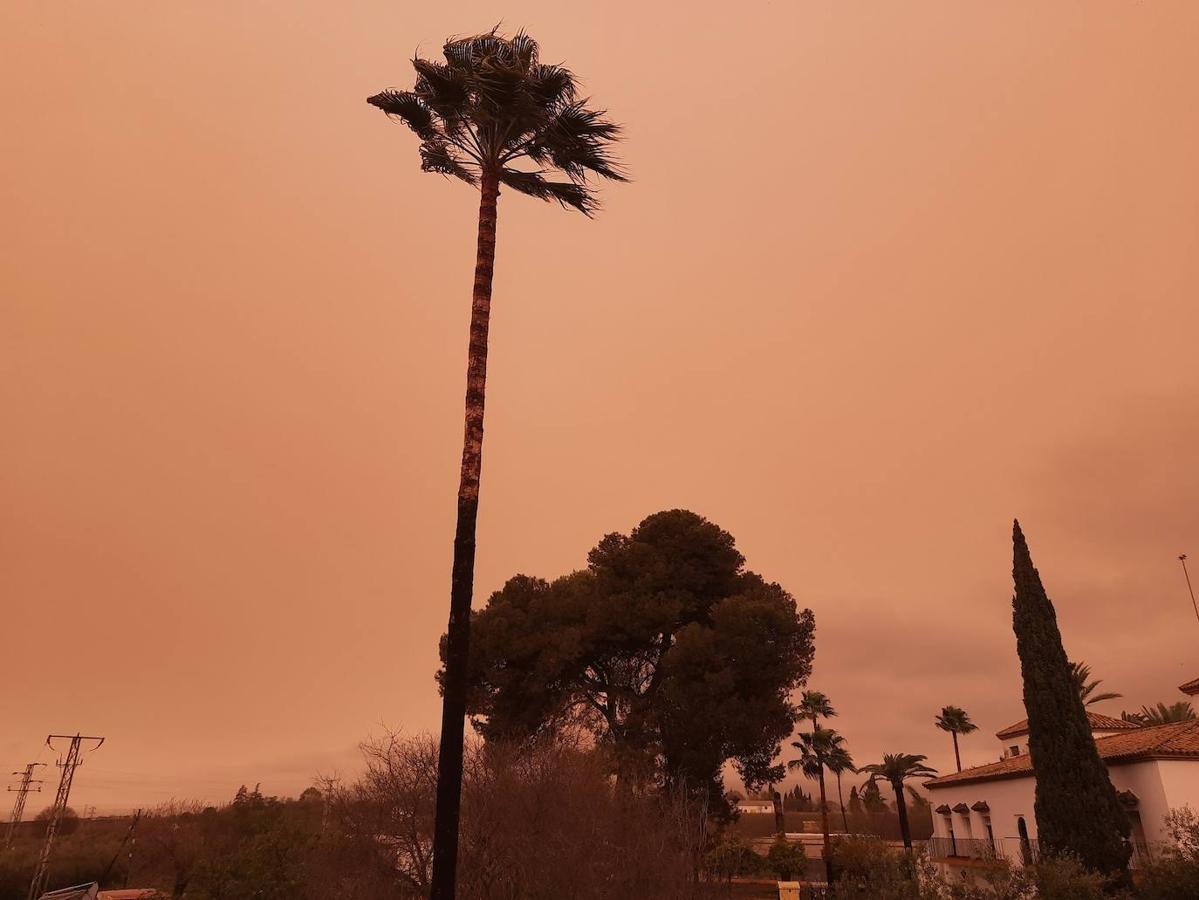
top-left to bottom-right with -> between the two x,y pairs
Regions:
930,775 -> 1038,864
1109,762 -> 1170,844
1152,760 -> 1199,839
930,760 -> 1184,863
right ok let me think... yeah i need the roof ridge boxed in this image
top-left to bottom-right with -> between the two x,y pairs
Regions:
931,720 -> 1199,789
996,709 -> 1139,739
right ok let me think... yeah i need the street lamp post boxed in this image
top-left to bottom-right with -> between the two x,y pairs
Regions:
1181,555 -> 1199,628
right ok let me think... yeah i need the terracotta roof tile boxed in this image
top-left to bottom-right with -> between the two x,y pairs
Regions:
995,710 -> 1137,740
928,721 -> 1199,789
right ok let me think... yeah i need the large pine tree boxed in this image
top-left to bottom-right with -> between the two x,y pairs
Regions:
1011,521 -> 1130,876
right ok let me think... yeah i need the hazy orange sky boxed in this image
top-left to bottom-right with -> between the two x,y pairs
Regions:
3,2 -> 1198,815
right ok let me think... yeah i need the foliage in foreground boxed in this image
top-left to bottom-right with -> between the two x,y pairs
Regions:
821,829 -> 1199,900
321,734 -> 708,900
823,836 -> 1115,900
0,737 -> 713,900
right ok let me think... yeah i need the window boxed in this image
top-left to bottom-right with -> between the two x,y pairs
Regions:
1009,745 -> 1020,756
1017,816 -> 1032,865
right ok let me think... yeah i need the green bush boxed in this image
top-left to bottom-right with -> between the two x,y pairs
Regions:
1136,857 -> 1199,900
826,837 -> 919,900
1134,807 -> 1199,900
1032,856 -> 1113,900
767,837 -> 808,881
703,835 -> 762,882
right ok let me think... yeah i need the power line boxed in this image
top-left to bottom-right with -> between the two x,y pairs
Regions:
4,763 -> 46,851
27,733 -> 104,900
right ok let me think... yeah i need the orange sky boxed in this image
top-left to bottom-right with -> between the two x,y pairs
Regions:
3,2 -> 1198,815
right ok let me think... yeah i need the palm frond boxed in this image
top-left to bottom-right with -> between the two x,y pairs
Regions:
509,30 -> 539,70
500,168 -> 595,215
421,142 -> 477,184
366,90 -> 437,140
530,102 -> 626,182
412,60 -> 470,116
1126,701 -> 1196,726
443,33 -> 503,71
527,64 -> 577,107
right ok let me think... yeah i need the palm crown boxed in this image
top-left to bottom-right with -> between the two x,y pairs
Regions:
367,29 -> 626,214
1123,701 -> 1196,726
859,753 -> 938,789
935,705 -> 978,735
823,740 -> 855,776
788,727 -> 838,779
798,690 -> 836,724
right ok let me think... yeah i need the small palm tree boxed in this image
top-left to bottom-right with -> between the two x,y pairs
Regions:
1122,701 -> 1196,726
789,727 -> 836,882
858,753 -> 938,850
367,30 -> 624,900
935,706 -> 978,773
823,736 -> 855,834
1070,660 -> 1122,707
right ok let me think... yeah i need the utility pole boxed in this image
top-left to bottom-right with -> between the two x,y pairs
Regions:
100,809 -> 141,887
1181,555 -> 1198,628
27,734 -> 104,900
5,763 -> 46,851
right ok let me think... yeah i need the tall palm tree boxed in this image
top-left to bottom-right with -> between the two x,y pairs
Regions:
1069,660 -> 1122,707
793,691 -> 837,882
367,30 -> 624,900
934,706 -> 978,773
1122,701 -> 1196,726
823,736 -> 855,834
789,728 -> 836,882
858,753 -> 938,850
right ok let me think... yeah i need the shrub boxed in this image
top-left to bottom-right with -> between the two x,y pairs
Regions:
1135,806 -> 1199,900
767,837 -> 808,881
1032,856 -> 1114,900
1137,857 -> 1199,900
821,838 -> 1121,900
703,835 -> 763,882
320,733 -> 708,900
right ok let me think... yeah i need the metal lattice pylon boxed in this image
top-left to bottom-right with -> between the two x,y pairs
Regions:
4,763 -> 46,851
27,735 -> 103,900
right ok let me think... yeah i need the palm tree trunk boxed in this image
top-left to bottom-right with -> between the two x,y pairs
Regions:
836,772 -> 848,833
817,768 -> 832,883
952,731 -> 961,773
893,782 -> 912,850
811,712 -> 832,883
430,169 -> 500,900
770,784 -> 785,838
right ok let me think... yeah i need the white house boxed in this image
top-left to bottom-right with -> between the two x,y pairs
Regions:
736,798 -> 776,815
925,678 -> 1199,872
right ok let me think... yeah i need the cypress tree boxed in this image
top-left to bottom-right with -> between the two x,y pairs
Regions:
1011,521 -> 1130,876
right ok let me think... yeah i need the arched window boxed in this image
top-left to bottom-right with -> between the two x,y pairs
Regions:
1017,816 -> 1032,865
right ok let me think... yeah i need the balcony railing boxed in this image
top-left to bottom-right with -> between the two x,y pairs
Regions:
926,837 -> 1000,862
935,837 -> 1162,869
